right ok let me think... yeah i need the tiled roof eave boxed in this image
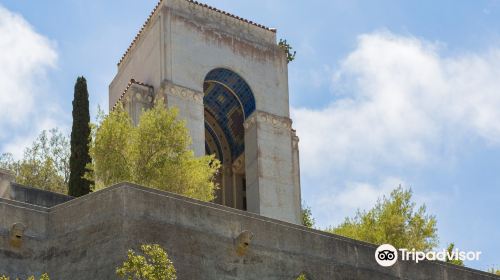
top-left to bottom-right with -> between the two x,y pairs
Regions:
112,79 -> 154,110
117,0 -> 276,67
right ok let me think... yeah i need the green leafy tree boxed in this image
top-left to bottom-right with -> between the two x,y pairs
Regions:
0,129 -> 69,194
116,244 -> 177,280
328,186 -> 438,251
488,268 -> 500,275
90,100 -> 220,201
69,76 -> 92,197
278,39 -> 296,63
0,153 -> 17,172
445,243 -> 464,266
301,203 -> 315,228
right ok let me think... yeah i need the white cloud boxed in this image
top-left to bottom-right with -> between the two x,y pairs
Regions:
2,114 -> 66,159
294,30 -> 500,228
0,5 -> 62,158
292,30 -> 500,175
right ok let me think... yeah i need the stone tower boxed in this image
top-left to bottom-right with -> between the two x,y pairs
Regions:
109,0 -> 301,224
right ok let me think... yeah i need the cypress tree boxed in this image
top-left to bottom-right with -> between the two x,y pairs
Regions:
68,76 -> 92,197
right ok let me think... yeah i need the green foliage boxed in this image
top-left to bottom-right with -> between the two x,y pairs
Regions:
301,203 -> 315,228
296,273 -> 308,280
0,274 -> 50,280
90,100 -> 220,201
69,76 -> 92,197
445,243 -> 464,266
0,129 -> 69,194
27,274 -> 49,280
278,39 -> 296,63
0,153 -> 16,172
116,244 -> 177,280
89,104 -> 132,187
328,186 -> 438,251
488,267 -> 500,275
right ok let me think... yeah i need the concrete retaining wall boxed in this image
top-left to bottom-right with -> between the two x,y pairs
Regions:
0,183 -> 498,279
0,183 -> 73,208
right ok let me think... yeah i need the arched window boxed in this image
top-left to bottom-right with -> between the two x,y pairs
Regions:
203,68 -> 255,210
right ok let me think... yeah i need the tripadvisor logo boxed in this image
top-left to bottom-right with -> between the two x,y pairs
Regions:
374,244 -> 482,267
375,244 -> 398,267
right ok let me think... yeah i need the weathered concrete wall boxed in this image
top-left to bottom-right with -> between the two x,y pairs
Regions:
0,169 -> 15,195
161,81 -> 206,157
166,0 -> 290,118
45,187 -> 127,280
109,0 -> 289,118
0,183 -> 498,280
244,111 -> 301,223
109,11 -> 162,107
0,183 -> 73,208
0,198 -> 48,279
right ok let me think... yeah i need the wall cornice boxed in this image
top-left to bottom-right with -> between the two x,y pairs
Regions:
243,111 -> 292,130
160,80 -> 204,105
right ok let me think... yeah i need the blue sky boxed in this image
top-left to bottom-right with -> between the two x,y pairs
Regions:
0,0 -> 499,271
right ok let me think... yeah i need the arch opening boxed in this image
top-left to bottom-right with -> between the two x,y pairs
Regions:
203,68 -> 256,210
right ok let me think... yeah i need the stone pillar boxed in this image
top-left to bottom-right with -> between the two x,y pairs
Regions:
232,154 -> 245,209
160,81 -> 205,157
244,117 -> 259,215
244,111 -> 301,224
222,165 -> 234,207
0,168 -> 15,200
291,129 -> 302,223
122,82 -> 154,125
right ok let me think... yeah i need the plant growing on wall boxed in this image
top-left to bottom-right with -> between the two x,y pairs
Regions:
278,39 -> 297,63
296,273 -> 308,280
0,274 -> 50,280
301,203 -> 315,228
116,244 -> 177,280
68,76 -> 92,197
89,99 -> 220,201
